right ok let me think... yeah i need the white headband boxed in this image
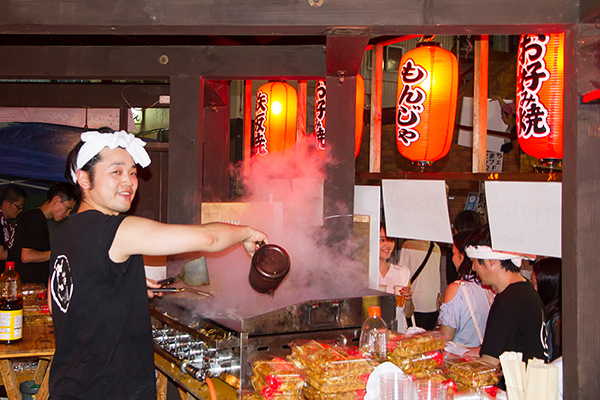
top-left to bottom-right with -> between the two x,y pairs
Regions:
71,130 -> 151,183
465,245 -> 534,268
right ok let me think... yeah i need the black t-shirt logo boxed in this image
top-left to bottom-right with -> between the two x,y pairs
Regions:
51,255 -> 73,313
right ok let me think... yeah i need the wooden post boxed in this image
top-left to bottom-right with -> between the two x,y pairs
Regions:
203,81 -> 230,201
472,35 -> 489,173
244,80 -> 253,166
370,44 -> 383,173
168,75 -> 204,224
296,80 -> 307,139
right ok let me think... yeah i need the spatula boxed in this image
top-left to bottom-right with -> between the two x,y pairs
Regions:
157,256 -> 210,286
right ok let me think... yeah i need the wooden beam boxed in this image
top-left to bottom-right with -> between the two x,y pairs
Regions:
472,35 -> 489,173
369,44 -> 383,173
203,82 -> 230,201
325,33 -> 370,77
562,24 -> 600,399
322,34 -> 369,243
356,171 -> 562,182
168,75 -> 204,224
0,0 -> 577,36
296,80 -> 307,139
0,82 -> 169,108
0,46 -> 326,80
204,80 -> 229,107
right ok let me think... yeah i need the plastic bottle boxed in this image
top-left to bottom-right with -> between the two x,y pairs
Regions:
0,261 -> 23,344
359,305 -> 388,361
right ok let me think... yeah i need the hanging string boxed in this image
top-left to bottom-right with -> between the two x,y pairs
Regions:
83,107 -> 89,131
465,30 -> 473,60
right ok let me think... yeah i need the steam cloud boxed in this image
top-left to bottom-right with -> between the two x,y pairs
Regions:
160,137 -> 374,326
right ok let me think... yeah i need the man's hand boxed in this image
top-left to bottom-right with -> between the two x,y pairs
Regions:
242,229 -> 269,256
146,278 -> 163,299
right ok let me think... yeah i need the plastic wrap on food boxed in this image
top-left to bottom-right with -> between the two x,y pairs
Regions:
388,331 -> 446,357
252,356 -> 305,392
303,370 -> 370,393
289,340 -> 377,379
445,359 -> 501,389
22,283 -> 47,300
302,384 -> 366,400
250,374 -> 303,400
388,350 -> 444,372
23,298 -> 52,325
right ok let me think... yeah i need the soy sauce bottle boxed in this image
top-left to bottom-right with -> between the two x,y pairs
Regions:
0,262 -> 23,344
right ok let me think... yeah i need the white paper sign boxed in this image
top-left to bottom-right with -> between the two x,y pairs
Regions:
382,180 -> 453,244
485,181 -> 561,257
354,185 -> 381,290
457,97 -> 510,152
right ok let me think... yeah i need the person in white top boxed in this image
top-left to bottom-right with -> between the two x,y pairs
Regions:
399,239 -> 441,330
378,225 -> 413,332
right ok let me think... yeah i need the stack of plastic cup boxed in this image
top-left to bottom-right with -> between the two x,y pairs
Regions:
414,380 -> 447,400
380,371 -> 415,400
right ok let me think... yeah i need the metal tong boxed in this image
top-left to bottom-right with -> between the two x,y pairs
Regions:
151,287 -> 213,297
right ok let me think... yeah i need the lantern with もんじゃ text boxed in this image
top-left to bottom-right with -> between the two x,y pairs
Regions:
516,33 -> 564,167
395,42 -> 458,167
314,74 -> 365,158
253,82 -> 297,156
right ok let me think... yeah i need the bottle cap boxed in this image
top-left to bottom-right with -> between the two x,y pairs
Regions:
5,262 -> 15,270
368,305 -> 381,318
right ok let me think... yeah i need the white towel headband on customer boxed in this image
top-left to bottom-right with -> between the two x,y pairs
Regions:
465,245 -> 534,268
71,130 -> 151,183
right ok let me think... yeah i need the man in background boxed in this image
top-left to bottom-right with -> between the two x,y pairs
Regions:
8,182 -> 79,283
464,223 -> 547,367
399,239 -> 441,330
0,184 -> 27,270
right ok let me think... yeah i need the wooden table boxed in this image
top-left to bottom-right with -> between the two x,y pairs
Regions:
0,323 -> 55,400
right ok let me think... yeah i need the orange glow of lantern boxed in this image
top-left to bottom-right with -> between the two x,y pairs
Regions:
395,42 -> 458,167
314,74 -> 365,158
516,33 -> 564,166
253,82 -> 297,156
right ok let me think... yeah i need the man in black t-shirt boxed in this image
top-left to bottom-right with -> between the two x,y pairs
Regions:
8,183 -> 79,283
49,129 -> 268,399
0,184 -> 27,270
464,224 -> 547,368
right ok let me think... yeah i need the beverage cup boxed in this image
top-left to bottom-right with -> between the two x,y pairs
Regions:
380,371 -> 414,400
414,379 -> 446,400
394,286 -> 406,307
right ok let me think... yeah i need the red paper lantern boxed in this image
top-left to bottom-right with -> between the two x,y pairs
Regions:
516,33 -> 564,165
395,42 -> 458,167
253,82 -> 297,156
314,74 -> 365,158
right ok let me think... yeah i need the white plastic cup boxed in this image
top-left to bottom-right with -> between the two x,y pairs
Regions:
380,371 -> 414,400
414,380 -> 447,400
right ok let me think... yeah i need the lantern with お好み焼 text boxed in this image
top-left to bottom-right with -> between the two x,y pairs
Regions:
314,74 -> 365,158
516,33 -> 564,168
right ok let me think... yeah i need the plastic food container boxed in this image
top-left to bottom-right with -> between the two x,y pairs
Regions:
388,331 -> 446,358
252,356 -> 305,392
388,350 -> 445,372
444,359 -> 501,389
250,375 -> 302,400
289,340 -> 377,379
302,384 -> 365,400
303,371 -> 370,393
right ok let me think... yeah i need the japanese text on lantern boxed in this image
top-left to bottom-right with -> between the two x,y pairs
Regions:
396,59 -> 428,147
254,90 -> 269,156
518,35 -> 551,139
315,81 -> 326,151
